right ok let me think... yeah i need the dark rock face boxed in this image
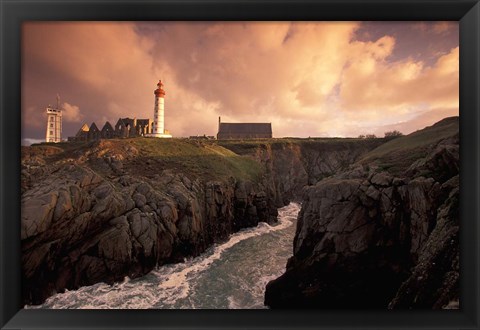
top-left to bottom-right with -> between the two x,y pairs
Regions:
388,175 -> 459,309
21,133 -> 438,307
231,139 -> 384,204
265,128 -> 459,309
21,143 -> 280,305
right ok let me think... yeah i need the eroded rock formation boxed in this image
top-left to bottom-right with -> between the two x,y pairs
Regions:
265,117 -> 459,309
23,117 -> 458,309
21,141 -> 277,304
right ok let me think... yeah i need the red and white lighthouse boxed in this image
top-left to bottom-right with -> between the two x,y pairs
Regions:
149,79 -> 172,138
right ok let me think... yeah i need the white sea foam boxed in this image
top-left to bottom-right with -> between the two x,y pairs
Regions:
27,203 -> 300,309
149,202 -> 299,308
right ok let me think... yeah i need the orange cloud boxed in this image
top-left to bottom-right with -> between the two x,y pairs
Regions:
23,22 -> 159,126
339,42 -> 458,122
22,22 -> 458,139
62,102 -> 83,122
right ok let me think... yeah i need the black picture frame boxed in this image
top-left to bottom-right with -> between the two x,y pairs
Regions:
1,0 -> 479,329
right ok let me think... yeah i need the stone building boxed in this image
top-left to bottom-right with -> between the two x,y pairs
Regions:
101,121 -> 115,139
88,122 -> 101,141
45,95 -> 63,143
115,118 -> 135,138
136,119 -> 152,136
68,117 -> 153,142
73,124 -> 90,142
67,80 -> 172,142
217,117 -> 272,139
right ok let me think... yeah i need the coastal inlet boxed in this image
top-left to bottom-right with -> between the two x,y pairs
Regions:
28,203 -> 300,309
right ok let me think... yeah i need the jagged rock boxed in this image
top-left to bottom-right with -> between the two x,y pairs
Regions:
365,185 -> 380,201
388,183 -> 459,309
265,118 -> 459,309
75,255 -> 109,286
370,172 -> 393,186
21,191 -> 58,239
158,201 -> 178,224
132,193 -> 147,208
98,225 -> 132,268
20,134 -> 387,305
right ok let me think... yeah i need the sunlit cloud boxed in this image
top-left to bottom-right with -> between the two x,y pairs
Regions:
62,102 -> 83,122
22,21 -> 458,140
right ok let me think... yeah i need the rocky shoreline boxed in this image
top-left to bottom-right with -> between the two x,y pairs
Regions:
22,169 -> 275,304
21,137 -> 381,305
265,117 -> 459,309
22,118 -> 458,309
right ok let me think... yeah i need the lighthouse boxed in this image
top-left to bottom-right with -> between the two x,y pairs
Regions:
45,94 -> 63,143
148,80 -> 172,138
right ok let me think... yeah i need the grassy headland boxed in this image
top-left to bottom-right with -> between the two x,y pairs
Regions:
359,117 -> 459,174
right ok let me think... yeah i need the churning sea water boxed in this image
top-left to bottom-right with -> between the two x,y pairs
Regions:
28,203 -> 300,309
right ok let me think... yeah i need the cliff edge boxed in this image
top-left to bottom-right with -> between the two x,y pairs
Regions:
21,139 -> 278,304
265,117 -> 459,309
22,136 -> 381,305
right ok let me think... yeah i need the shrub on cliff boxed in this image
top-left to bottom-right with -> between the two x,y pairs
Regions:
384,130 -> 404,140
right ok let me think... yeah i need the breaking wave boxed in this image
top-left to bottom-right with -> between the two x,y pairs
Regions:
27,203 -> 300,309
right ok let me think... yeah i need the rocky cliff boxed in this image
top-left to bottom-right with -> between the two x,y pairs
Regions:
22,137 -> 381,305
265,117 -> 459,309
219,138 -> 385,203
21,139 -> 278,305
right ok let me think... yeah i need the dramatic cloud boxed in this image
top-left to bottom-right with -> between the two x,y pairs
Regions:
339,43 -> 458,119
22,21 -> 458,141
62,102 -> 83,122
144,22 -> 358,122
289,24 -> 457,136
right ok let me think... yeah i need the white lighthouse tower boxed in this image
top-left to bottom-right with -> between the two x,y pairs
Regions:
45,94 -> 63,143
148,80 -> 172,138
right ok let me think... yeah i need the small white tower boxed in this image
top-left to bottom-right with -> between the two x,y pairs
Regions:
148,80 -> 172,138
45,94 -> 63,143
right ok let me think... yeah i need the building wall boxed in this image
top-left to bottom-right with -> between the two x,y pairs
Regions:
69,118 -> 153,142
153,96 -> 165,135
217,132 -> 272,139
45,107 -> 62,143
217,123 -> 272,140
136,119 -> 152,136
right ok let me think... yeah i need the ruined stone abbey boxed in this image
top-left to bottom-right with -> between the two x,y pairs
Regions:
67,118 -> 158,142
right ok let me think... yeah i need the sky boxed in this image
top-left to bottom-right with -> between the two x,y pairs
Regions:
22,21 -> 459,144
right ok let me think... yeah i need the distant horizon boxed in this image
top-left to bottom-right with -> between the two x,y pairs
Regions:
22,21 -> 458,143
21,115 -> 458,147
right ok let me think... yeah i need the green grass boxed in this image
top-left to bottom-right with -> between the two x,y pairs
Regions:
129,138 -> 264,181
28,137 -> 265,182
118,138 -> 264,181
130,138 -> 234,157
27,116 -> 458,181
359,116 -> 459,174
217,137 -> 380,156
